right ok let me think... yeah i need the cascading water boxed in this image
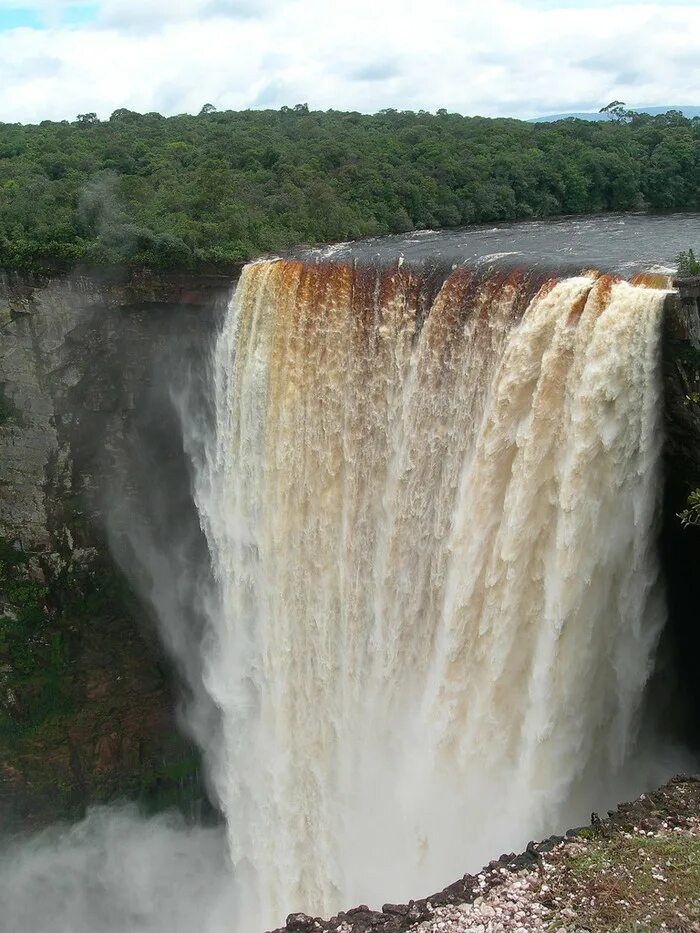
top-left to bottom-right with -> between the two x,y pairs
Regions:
190,257 -> 670,930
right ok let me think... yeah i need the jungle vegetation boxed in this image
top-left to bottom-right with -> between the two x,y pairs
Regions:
0,104 -> 699,270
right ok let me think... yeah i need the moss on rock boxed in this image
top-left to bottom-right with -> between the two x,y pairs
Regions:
0,536 -> 207,831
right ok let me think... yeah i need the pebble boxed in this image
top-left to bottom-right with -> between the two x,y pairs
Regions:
416,864 -> 549,933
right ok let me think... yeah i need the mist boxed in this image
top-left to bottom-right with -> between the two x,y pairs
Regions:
0,807 -> 235,933
0,298 -> 239,932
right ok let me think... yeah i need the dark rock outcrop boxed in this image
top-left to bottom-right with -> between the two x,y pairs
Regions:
659,278 -> 700,748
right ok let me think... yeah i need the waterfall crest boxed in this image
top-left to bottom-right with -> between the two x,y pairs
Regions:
193,259 -> 668,929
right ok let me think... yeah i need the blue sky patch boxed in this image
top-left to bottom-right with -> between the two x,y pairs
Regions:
0,6 -> 41,29
0,2 -> 99,31
63,2 -> 99,26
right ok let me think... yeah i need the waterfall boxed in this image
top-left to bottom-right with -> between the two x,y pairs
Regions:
191,258 -> 668,930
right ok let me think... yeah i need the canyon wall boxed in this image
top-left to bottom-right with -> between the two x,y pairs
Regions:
660,278 -> 700,748
0,268 -> 236,829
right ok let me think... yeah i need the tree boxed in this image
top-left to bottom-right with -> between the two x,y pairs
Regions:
110,108 -> 142,123
76,112 -> 99,124
599,101 -> 630,123
199,103 -> 216,115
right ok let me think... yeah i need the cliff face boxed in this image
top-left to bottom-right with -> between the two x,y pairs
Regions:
0,269 -> 235,830
660,279 -> 700,748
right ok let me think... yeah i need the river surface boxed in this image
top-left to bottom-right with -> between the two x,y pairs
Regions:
296,212 -> 700,273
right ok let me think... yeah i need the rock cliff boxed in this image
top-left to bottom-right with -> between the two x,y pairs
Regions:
0,268 -> 236,829
660,278 -> 700,750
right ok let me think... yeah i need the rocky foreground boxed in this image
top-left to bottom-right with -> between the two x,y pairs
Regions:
272,776 -> 700,933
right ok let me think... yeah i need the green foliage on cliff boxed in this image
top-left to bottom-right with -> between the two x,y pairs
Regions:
0,538 -> 204,826
679,489 -> 700,528
0,539 -> 69,742
677,249 -> 700,277
1,107 -> 700,269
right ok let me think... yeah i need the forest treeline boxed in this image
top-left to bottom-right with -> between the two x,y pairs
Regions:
1,105 -> 699,270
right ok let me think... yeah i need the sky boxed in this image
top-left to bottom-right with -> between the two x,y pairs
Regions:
0,0 -> 698,123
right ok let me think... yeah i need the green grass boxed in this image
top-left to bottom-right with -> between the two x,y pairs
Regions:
547,831 -> 700,931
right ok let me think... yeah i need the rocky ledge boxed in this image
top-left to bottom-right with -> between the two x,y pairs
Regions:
273,776 -> 700,933
0,265 -> 239,311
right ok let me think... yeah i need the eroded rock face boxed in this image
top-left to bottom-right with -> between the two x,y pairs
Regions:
0,269 -> 234,830
659,280 -> 700,749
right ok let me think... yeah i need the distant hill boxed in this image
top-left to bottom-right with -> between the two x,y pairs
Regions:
531,106 -> 700,123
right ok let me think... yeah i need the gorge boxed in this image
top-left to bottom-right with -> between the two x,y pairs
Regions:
1,215 -> 700,931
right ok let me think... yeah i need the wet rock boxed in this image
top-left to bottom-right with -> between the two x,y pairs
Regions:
381,904 -> 408,916
286,914 -> 318,932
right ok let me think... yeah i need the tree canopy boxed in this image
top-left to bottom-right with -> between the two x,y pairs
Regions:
1,106 -> 699,271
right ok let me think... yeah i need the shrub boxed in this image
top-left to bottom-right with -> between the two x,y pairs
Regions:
677,248 -> 700,276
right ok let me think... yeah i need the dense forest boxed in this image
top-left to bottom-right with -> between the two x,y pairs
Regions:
1,105 -> 699,270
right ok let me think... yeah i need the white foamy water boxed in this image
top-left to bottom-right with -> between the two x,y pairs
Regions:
187,260 -> 672,929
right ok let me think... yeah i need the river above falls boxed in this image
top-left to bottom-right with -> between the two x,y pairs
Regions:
293,212 -> 700,274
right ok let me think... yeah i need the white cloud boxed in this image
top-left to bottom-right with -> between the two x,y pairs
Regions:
0,0 -> 698,122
